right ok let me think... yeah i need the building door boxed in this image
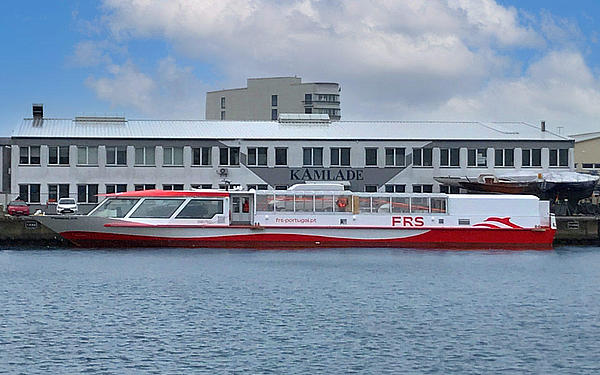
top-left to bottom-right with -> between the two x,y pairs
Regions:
230,194 -> 253,224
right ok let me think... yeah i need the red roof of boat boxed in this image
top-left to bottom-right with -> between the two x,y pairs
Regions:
100,189 -> 230,198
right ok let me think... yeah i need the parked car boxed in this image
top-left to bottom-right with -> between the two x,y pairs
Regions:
56,198 -> 78,214
7,200 -> 30,216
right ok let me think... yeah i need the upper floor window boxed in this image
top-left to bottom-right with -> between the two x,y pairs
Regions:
106,146 -> 126,166
440,148 -> 460,167
304,93 -> 312,104
275,148 -> 287,166
522,148 -> 541,167
19,146 -> 40,165
164,146 -> 183,166
303,147 -> 323,166
219,147 -> 240,166
365,148 -> 378,166
135,146 -> 155,166
271,95 -> 278,106
494,148 -> 514,167
248,147 -> 268,166
385,148 -> 405,167
271,108 -> 278,121
49,146 -> 69,165
331,147 -> 350,166
220,97 -> 225,109
413,148 -> 432,167
78,146 -> 98,165
550,149 -> 569,167
467,148 -> 487,167
192,147 -> 212,166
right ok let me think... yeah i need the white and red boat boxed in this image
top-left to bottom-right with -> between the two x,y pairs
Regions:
34,184 -> 556,249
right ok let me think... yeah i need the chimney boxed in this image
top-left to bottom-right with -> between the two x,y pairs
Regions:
541,120 -> 546,132
32,103 -> 43,119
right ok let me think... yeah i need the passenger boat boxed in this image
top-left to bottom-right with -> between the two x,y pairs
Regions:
34,184 -> 556,249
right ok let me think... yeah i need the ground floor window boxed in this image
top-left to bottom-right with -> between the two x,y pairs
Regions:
412,184 -> 433,193
247,184 -> 268,190
163,184 -> 184,191
106,184 -> 127,194
439,185 -> 460,194
19,184 -> 41,203
191,184 -> 213,189
77,184 -> 98,203
134,184 -> 156,191
364,185 -> 378,192
48,184 -> 70,202
385,184 -> 406,193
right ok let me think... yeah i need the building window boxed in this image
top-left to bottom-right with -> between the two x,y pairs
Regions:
134,184 -> 156,191
364,185 -> 378,192
275,148 -> 287,166
78,146 -> 98,165
163,147 -> 184,166
385,184 -> 406,193
413,148 -> 432,167
385,148 -> 405,167
105,184 -> 127,194
19,184 -> 41,203
304,93 -> 312,104
440,148 -> 460,167
218,183 -> 241,190
365,148 -> 378,166
220,97 -> 225,109
331,147 -> 350,166
191,184 -> 213,189
439,185 -> 460,194
106,146 -> 127,165
220,111 -> 225,120
247,147 -> 268,166
271,95 -> 278,106
192,147 -> 212,166
48,184 -> 69,202
77,184 -> 98,203
163,184 -> 184,191
134,146 -> 155,166
248,184 -> 268,190
522,149 -> 541,167
304,108 -> 312,114
219,147 -> 240,166
412,184 -> 433,193
303,147 -> 323,166
494,149 -> 514,167
275,185 -> 288,190
49,146 -> 69,165
271,109 -> 278,121
468,148 -> 487,167
19,146 -> 40,165
550,149 -> 569,167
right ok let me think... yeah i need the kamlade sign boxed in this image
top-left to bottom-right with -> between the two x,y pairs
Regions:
290,168 -> 364,181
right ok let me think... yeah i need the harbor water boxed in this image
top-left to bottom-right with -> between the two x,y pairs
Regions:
2,247 -> 600,374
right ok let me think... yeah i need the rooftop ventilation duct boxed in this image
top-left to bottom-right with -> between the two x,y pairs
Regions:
32,104 -> 43,119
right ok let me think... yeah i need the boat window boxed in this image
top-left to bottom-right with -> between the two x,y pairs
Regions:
130,199 -> 185,218
358,196 -> 371,213
334,194 -> 352,212
295,193 -> 314,212
411,197 -> 430,213
256,194 -> 274,212
275,194 -> 294,212
372,196 -> 391,213
315,195 -> 334,212
89,198 -> 139,218
431,198 -> 447,214
392,197 -> 410,213
176,199 -> 223,219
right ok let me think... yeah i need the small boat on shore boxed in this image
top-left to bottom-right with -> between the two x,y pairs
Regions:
34,183 -> 556,250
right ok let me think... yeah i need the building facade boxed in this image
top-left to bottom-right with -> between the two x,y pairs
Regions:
206,77 -> 341,121
8,110 -> 573,213
571,132 -> 600,173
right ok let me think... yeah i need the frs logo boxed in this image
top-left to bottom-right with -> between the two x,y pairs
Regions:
392,216 -> 424,227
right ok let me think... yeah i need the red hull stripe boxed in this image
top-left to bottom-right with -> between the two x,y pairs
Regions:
61,228 -> 555,250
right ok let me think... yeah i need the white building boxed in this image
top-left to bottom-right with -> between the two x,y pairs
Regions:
8,108 -> 573,213
206,77 -> 341,121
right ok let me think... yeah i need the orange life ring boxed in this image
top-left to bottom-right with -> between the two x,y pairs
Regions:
336,197 -> 348,209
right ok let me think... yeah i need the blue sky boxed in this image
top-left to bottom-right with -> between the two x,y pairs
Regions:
1,0 -> 599,136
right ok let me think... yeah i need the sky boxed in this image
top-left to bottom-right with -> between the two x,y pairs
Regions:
1,0 -> 599,136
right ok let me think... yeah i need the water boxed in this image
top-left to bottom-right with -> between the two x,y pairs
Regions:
1,247 -> 600,374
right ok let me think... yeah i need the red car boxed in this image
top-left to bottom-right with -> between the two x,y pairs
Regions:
7,200 -> 30,216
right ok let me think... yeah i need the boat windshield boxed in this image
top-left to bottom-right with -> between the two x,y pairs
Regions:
89,198 -> 140,218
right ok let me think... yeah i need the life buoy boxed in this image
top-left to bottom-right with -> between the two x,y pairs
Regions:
336,197 -> 348,209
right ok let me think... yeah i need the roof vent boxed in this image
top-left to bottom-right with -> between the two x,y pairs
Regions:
278,113 -> 330,124
32,104 -> 43,119
541,120 -> 546,132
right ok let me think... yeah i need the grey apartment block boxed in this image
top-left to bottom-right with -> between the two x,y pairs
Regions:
206,77 -> 341,121
7,108 -> 574,213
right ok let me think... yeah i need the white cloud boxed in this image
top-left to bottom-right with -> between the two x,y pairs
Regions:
75,0 -> 600,133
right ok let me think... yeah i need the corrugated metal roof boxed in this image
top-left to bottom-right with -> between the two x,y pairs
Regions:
11,118 -> 571,141
570,131 -> 600,143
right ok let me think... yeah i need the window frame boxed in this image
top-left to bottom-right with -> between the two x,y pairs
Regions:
365,148 -> 378,166
330,147 -> 351,166
219,147 -> 240,166
303,147 -> 324,166
247,147 -> 268,166
275,148 -> 288,166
